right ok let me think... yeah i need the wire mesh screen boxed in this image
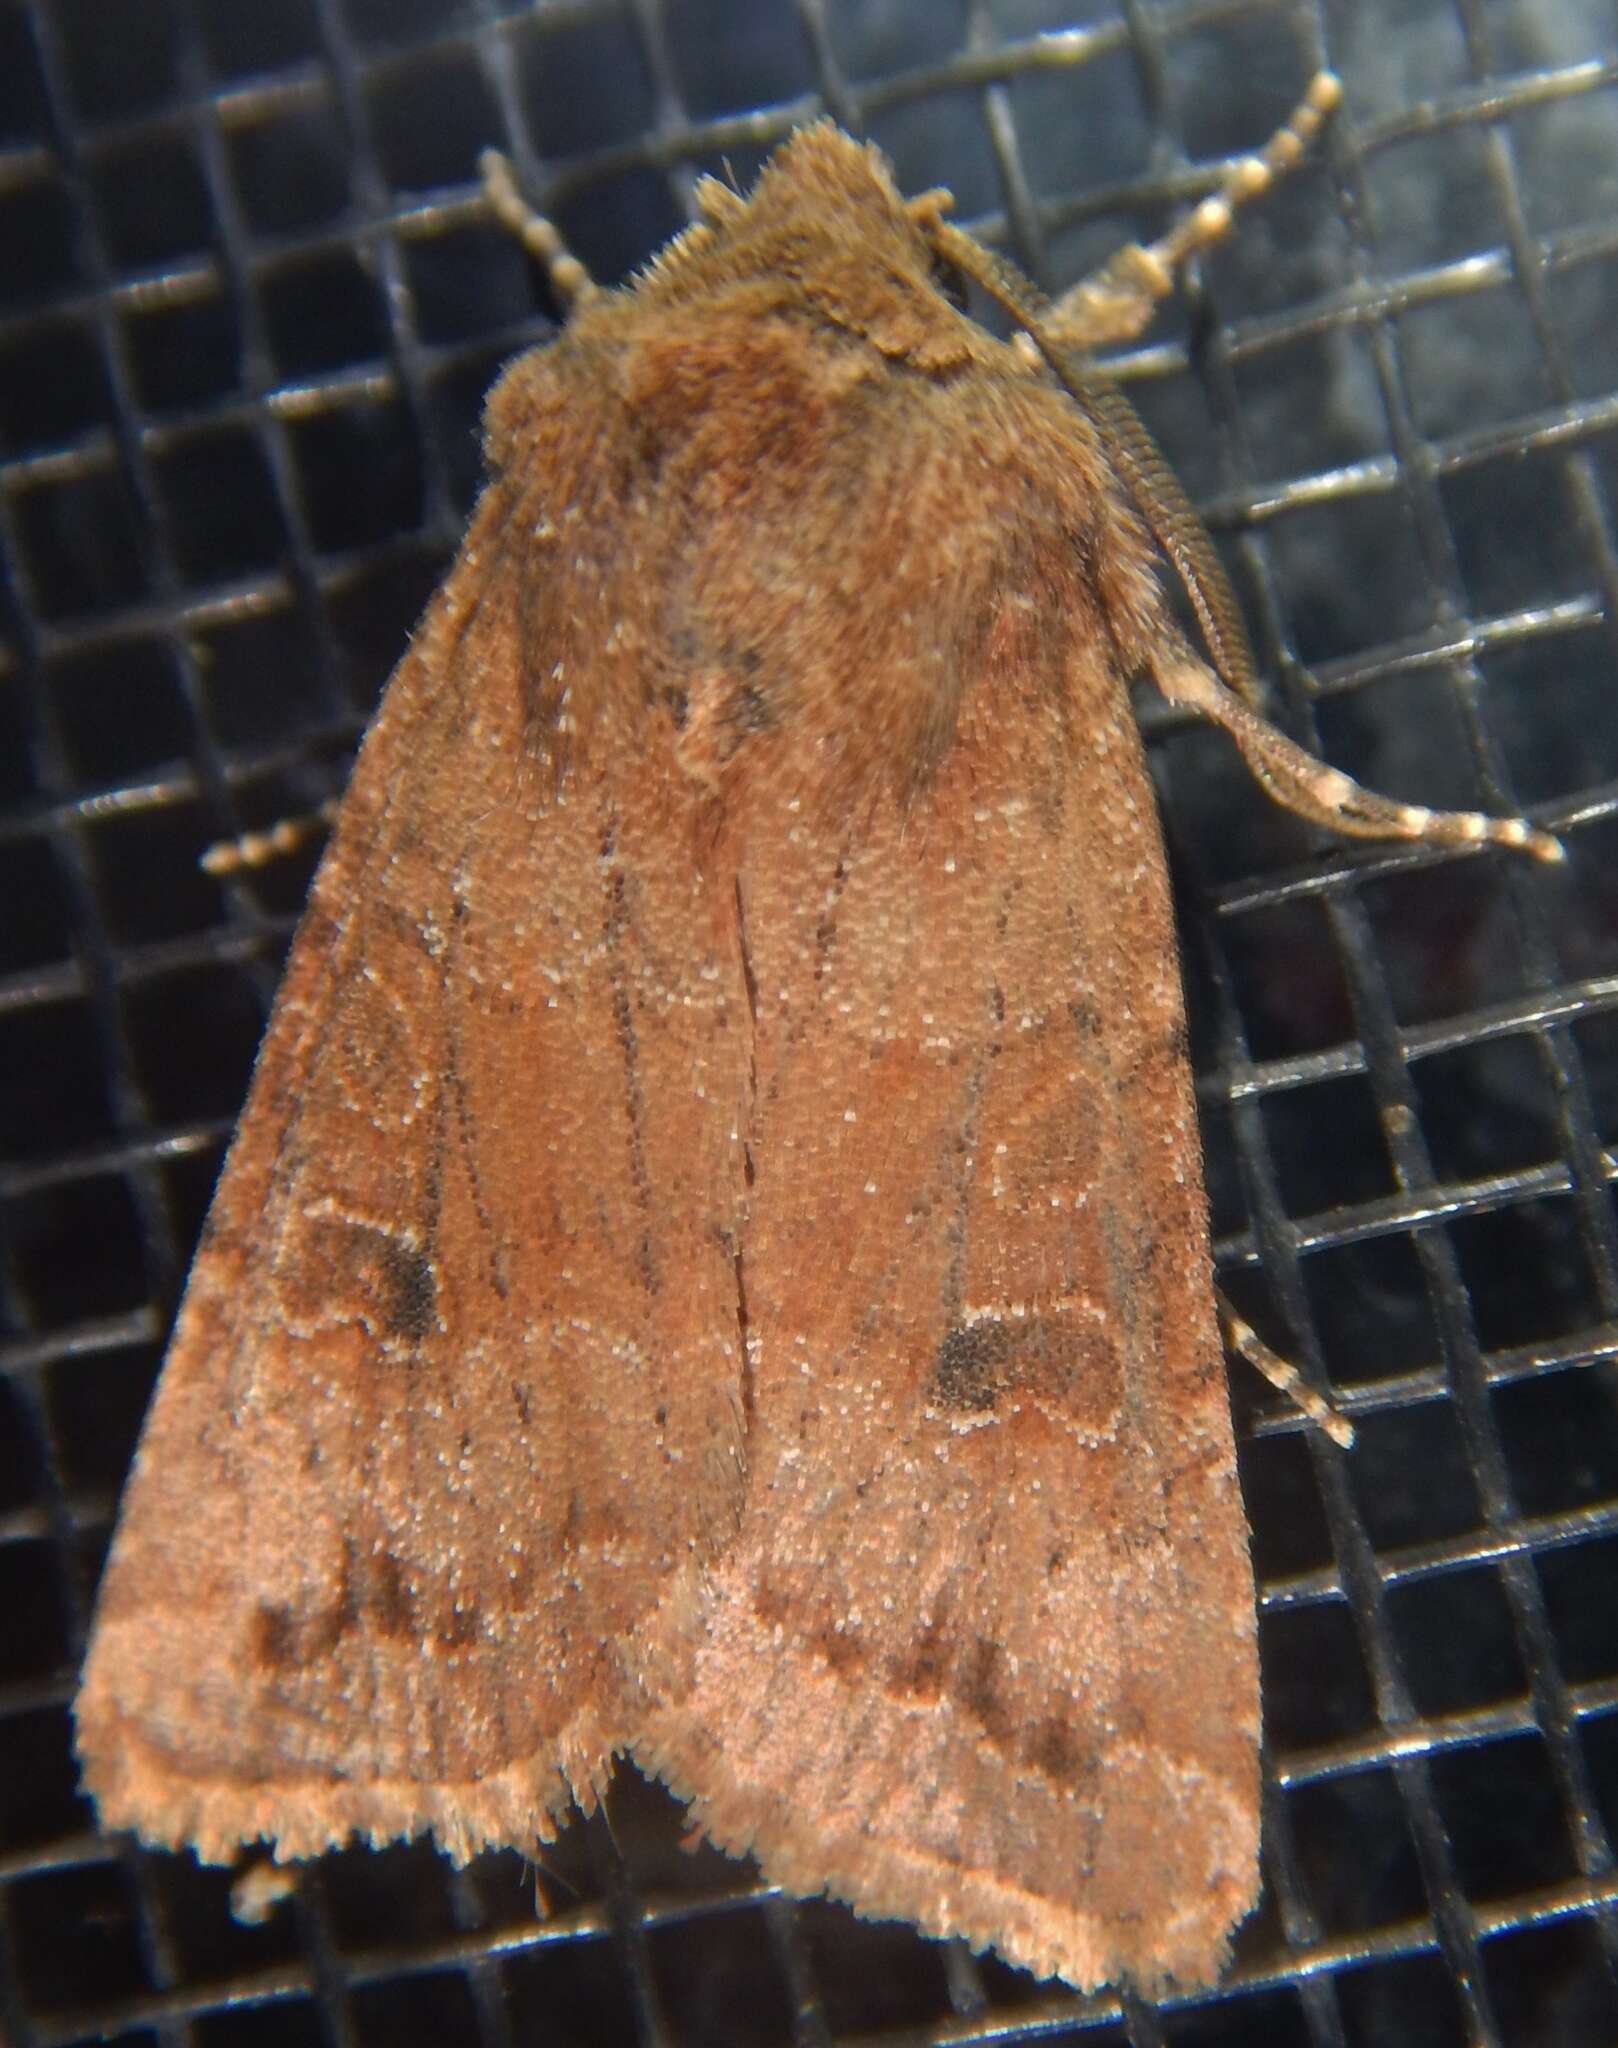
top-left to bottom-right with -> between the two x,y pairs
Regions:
2,0 -> 1616,2042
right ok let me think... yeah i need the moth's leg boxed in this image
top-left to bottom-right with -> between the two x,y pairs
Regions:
1156,655 -> 1564,864
1044,69 -> 1342,353
201,801 -> 339,877
228,1856 -> 299,1928
479,151 -> 600,309
1216,1290 -> 1354,1448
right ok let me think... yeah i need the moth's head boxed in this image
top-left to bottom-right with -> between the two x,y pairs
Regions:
648,122 -> 993,372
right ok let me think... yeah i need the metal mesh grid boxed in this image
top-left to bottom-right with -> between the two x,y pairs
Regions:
1,0 -> 1616,2041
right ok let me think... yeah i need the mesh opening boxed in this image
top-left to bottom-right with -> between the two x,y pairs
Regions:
2,1 -> 1617,2043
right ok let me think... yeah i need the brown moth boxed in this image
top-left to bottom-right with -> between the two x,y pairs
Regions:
74,80 -> 1560,1992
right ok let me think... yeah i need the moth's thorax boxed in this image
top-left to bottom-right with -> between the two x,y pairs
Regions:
478,254 -> 1167,825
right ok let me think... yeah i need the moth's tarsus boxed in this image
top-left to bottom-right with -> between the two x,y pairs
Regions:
1216,1289 -> 1355,1450
201,799 -> 338,877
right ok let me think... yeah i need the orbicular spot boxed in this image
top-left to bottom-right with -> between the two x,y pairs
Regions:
928,1306 -> 1122,1436
931,1320 -> 1013,1413
285,1211 -> 439,1349
378,1239 -> 437,1343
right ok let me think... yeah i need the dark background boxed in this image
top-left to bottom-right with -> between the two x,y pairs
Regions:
2,0 -> 1617,2043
